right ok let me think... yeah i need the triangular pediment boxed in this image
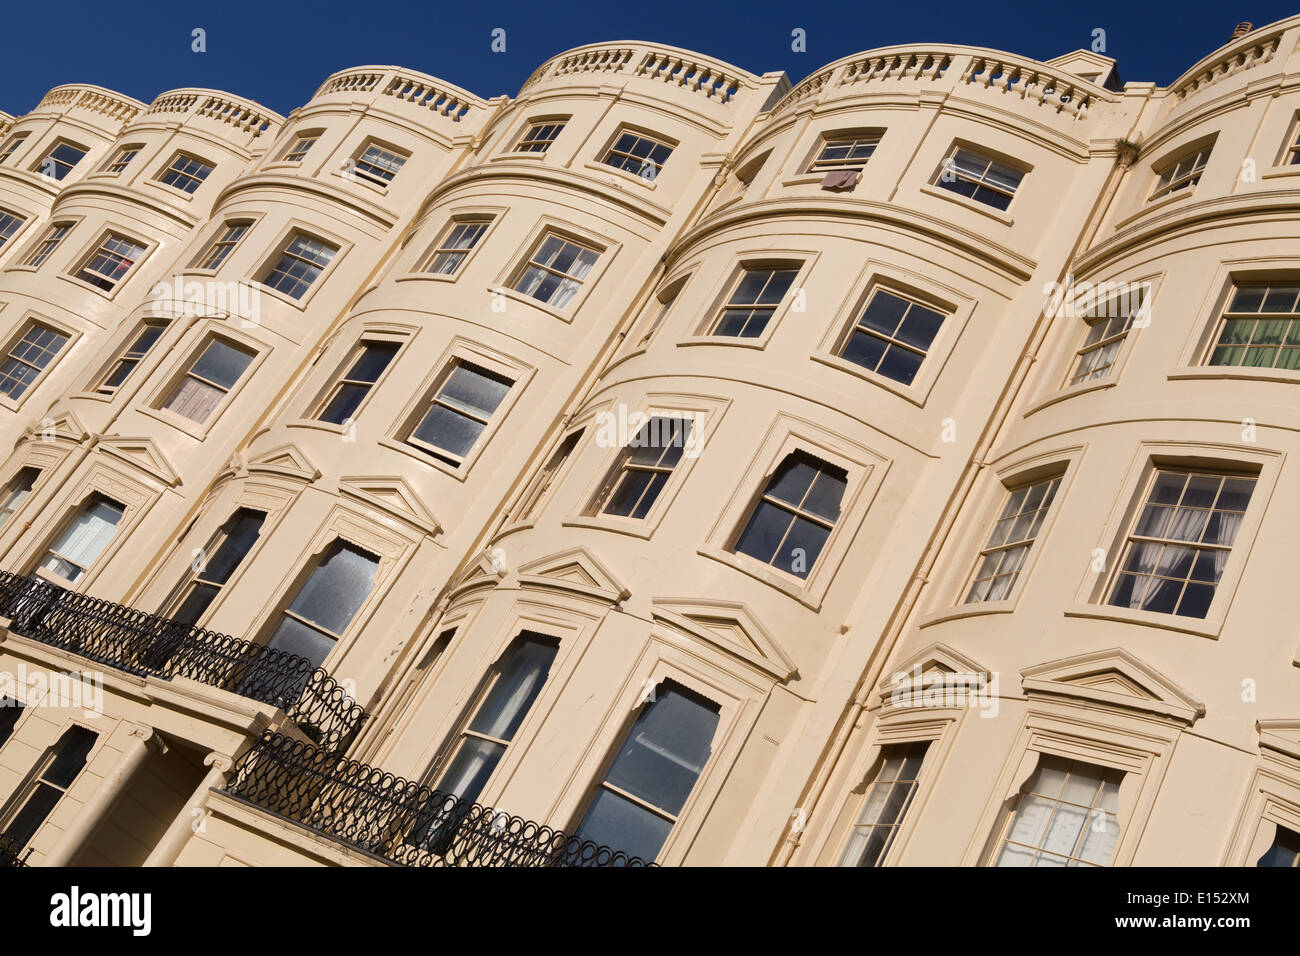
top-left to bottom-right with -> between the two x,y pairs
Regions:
247,443 -> 319,481
96,436 -> 181,487
651,598 -> 796,682
1258,720 -> 1300,762
338,476 -> 440,534
1044,49 -> 1120,89
876,642 -> 992,704
21,408 -> 89,445
1021,648 -> 1204,725
445,548 -> 510,600
517,548 -> 629,603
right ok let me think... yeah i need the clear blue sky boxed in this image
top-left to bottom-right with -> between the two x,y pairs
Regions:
3,0 -> 1298,117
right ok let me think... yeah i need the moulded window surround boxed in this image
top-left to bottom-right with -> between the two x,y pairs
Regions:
1258,825 -> 1300,866
164,507 -> 266,625
91,320 -> 168,396
71,232 -> 147,294
1150,144 -> 1211,201
571,680 -> 720,863
280,132 -> 320,164
730,450 -> 848,581
349,140 -> 409,187
962,475 -> 1063,604
0,133 -> 28,165
835,286 -> 948,386
192,220 -> 253,272
156,337 -> 258,427
102,144 -> 142,175
805,130 -> 883,174
1204,280 -> 1300,371
0,725 -> 98,854
21,221 -> 74,268
616,274 -> 691,361
0,321 -> 71,402
261,539 -> 381,671
1064,283 -> 1151,388
586,415 -> 694,521
32,140 -> 88,181
932,144 -> 1025,211
37,494 -> 126,583
417,633 -> 559,826
702,262 -> 802,340
419,218 -> 492,276
993,756 -> 1124,867
257,232 -> 339,301
600,128 -> 675,181
1282,115 -> 1300,167
838,741 -> 930,867
1103,468 -> 1257,620
514,426 -> 585,524
513,119 -> 566,154
0,467 -> 40,527
403,359 -> 515,467
311,338 -> 402,426
0,210 -> 27,252
509,231 -> 602,309
157,152 -> 214,194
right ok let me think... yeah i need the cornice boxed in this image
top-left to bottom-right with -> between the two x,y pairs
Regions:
211,173 -> 400,230
676,196 -> 1037,281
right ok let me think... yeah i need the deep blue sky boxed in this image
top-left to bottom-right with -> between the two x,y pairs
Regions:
3,1 -> 1298,117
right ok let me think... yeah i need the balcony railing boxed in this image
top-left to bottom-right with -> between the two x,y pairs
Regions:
224,731 -> 656,867
0,572 -> 365,752
0,832 -> 31,867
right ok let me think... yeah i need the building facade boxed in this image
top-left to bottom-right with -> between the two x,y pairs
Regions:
0,19 -> 1298,867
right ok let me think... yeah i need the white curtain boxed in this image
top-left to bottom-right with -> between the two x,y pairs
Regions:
51,498 -> 123,568
165,378 -> 222,423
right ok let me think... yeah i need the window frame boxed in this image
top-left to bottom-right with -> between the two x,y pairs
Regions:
0,207 -> 30,257
278,130 -> 324,165
251,225 -> 344,307
144,326 -> 264,439
31,138 -> 89,182
65,229 -> 151,298
0,723 -> 100,857
0,132 -> 29,166
0,316 -> 76,411
17,219 -> 77,270
595,126 -> 677,184
100,143 -> 144,176
1067,441 -> 1280,640
501,225 -> 606,315
510,117 -> 568,155
384,339 -> 531,478
415,215 -> 494,278
154,150 -> 215,195
32,492 -> 128,585
802,128 -> 884,175
305,332 -> 407,429
689,253 -> 815,349
1149,141 -> 1213,202
83,318 -> 170,399
346,138 -> 410,189
927,142 -> 1028,216
161,506 -> 268,627
189,218 -> 255,273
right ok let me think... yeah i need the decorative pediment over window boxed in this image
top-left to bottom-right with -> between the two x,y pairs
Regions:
96,436 -> 181,487
875,642 -> 992,705
338,476 -> 440,535
20,408 -> 89,445
517,547 -> 630,604
1021,648 -> 1205,725
247,443 -> 320,482
445,548 -> 510,600
1258,720 -> 1300,762
651,598 -> 797,682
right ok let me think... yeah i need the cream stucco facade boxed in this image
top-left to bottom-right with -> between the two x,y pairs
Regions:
0,19 -> 1298,868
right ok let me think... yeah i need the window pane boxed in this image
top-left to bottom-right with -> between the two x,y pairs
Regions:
574,787 -> 673,861
286,541 -> 379,635
466,637 -> 557,742
190,340 -> 255,389
603,685 -> 720,817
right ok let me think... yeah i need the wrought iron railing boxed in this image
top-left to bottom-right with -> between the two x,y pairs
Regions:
0,832 -> 31,867
225,731 -> 655,867
0,572 -> 365,751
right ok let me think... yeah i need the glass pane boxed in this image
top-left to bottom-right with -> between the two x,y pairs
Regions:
190,340 -> 255,389
733,501 -> 790,564
435,736 -> 505,804
199,510 -> 265,585
439,364 -> 511,417
603,684 -> 720,816
467,636 -> 557,742
574,787 -> 673,862
412,405 -> 484,458
287,541 -> 379,634
51,497 -> 124,568
265,615 -> 335,668
347,343 -> 399,383
44,726 -> 98,787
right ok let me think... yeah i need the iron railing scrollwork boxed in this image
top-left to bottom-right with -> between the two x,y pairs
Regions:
225,731 -> 655,868
0,572 -> 365,751
0,832 -> 31,867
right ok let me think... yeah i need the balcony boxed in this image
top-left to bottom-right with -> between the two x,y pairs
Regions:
224,731 -> 656,867
0,832 -> 31,867
0,572 -> 365,751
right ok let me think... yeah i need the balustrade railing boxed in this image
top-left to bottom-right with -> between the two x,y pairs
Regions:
225,731 -> 655,867
0,572 -> 364,751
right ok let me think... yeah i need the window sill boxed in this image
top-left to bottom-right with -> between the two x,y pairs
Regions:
809,352 -> 927,408
328,168 -> 394,199
491,152 -> 548,164
918,184 -> 1015,226
136,405 -> 217,441
1113,188 -> 1193,231
780,173 -> 829,188
286,418 -> 351,437
66,390 -> 115,405
1167,365 -> 1300,386
581,159 -> 663,193
1063,602 -> 1223,641
376,436 -> 473,482
246,279 -> 316,312
1023,376 -> 1119,417
917,600 -> 1017,629
57,272 -> 129,302
489,285 -> 579,324
395,272 -> 460,286
677,335 -> 771,351
1260,165 -> 1300,183
561,513 -> 657,541
696,543 -> 823,611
